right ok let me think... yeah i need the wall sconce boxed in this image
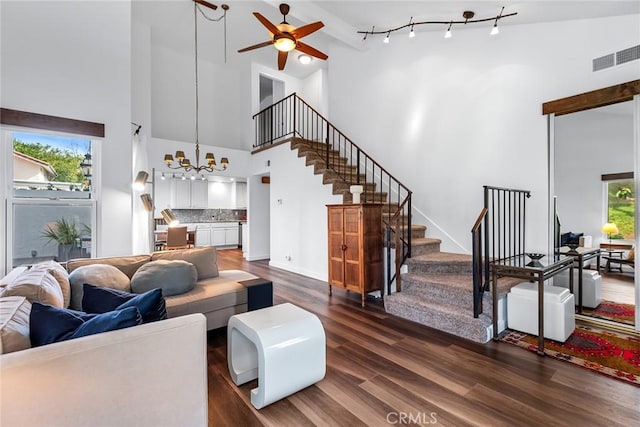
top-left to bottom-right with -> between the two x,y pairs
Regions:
161,209 -> 179,227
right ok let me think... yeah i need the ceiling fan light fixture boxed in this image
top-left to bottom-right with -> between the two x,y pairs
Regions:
274,34 -> 296,52
298,54 -> 312,64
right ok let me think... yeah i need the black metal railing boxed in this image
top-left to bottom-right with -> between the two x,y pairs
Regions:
471,185 -> 531,317
253,93 -> 412,295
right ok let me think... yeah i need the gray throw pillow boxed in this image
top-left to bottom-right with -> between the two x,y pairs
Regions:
130,260 -> 197,297
68,264 -> 131,310
151,247 -> 218,279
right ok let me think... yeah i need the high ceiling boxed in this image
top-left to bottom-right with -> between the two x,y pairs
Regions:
133,1 -> 640,78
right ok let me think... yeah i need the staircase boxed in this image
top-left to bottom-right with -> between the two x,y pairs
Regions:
290,137 -> 515,343
254,94 -> 518,344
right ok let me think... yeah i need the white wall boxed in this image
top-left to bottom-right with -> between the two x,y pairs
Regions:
555,106 -> 634,243
250,144 -> 342,280
246,174 -> 270,261
1,0 -> 132,258
300,69 -> 329,117
327,15 -> 640,253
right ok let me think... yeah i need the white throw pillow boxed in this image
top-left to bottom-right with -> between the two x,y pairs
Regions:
0,269 -> 64,308
0,296 -> 32,354
68,264 -> 131,310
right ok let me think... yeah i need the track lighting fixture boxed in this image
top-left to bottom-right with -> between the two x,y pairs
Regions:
490,6 -> 504,35
358,7 -> 516,41
444,22 -> 453,39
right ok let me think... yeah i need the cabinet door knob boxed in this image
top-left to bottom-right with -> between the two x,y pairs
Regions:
341,244 -> 348,251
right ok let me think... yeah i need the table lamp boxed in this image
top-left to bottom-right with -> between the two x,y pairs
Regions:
601,222 -> 618,246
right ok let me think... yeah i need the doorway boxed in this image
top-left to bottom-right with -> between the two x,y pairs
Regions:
258,74 -> 285,145
546,81 -> 639,331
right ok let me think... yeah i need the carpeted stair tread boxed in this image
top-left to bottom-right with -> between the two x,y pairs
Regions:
406,237 -> 441,256
384,293 -> 491,343
399,273 -> 515,311
407,252 -> 473,274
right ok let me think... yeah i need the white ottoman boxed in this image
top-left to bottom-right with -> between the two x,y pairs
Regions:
507,282 -> 575,342
553,269 -> 602,308
227,303 -> 326,409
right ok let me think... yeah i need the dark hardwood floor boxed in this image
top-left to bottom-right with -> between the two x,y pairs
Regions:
210,249 -> 640,426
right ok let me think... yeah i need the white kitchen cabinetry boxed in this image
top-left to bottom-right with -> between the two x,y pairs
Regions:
192,222 -> 238,247
169,180 -> 209,208
154,178 -> 172,217
191,180 -> 208,208
195,224 -> 211,247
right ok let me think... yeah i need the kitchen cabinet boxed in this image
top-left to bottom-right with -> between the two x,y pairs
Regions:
154,177 -> 172,217
327,204 -> 383,307
169,179 -> 208,208
193,222 -> 239,247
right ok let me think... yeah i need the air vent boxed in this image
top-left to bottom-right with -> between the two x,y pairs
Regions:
593,53 -> 615,71
616,44 -> 640,65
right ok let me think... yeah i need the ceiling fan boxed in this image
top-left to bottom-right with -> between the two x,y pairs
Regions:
238,3 -> 328,70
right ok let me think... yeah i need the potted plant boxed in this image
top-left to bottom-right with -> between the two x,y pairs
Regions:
41,217 -> 89,262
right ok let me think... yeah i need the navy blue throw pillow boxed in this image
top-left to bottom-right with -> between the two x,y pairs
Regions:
82,284 -> 167,323
30,302 -> 142,347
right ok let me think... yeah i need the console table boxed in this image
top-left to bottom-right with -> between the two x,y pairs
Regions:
491,254 -> 574,355
557,246 -> 600,314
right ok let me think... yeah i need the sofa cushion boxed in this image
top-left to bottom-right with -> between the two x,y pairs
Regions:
29,302 -> 142,347
0,269 -> 64,308
30,261 -> 71,308
82,284 -> 167,324
68,264 -> 131,310
67,255 -> 151,279
0,296 -> 32,354
152,247 -> 218,279
131,260 -> 197,297
164,270 -> 257,319
0,266 -> 29,288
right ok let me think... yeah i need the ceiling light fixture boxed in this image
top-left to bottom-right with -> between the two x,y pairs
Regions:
358,7 -> 516,41
490,6 -> 504,35
444,22 -> 453,39
408,18 -> 415,38
298,53 -> 312,64
163,1 -> 229,174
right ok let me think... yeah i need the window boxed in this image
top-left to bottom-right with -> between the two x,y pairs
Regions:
6,131 -> 96,267
603,174 -> 635,242
12,131 -> 92,198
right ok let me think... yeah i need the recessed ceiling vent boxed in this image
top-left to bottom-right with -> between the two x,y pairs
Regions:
593,53 -> 614,71
616,45 -> 640,65
593,44 -> 640,72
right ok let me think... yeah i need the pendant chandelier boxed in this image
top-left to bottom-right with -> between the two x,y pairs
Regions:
164,1 -> 229,173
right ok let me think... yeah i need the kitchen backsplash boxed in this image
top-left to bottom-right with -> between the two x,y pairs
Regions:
172,209 -> 247,223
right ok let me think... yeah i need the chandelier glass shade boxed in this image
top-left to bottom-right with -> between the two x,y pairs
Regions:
164,2 -> 228,174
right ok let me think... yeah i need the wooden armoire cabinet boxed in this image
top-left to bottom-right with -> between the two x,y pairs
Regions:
327,203 -> 384,307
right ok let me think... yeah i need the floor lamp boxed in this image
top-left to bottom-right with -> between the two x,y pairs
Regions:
134,168 -> 156,253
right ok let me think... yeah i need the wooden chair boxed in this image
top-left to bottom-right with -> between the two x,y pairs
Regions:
604,246 -> 635,272
166,226 -> 189,250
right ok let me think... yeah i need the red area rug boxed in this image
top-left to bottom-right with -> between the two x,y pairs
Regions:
582,300 -> 635,326
501,325 -> 640,386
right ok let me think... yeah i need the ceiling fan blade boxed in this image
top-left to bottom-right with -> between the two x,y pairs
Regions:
290,21 -> 324,39
238,40 -> 274,53
296,41 -> 328,60
253,12 -> 281,35
278,50 -> 289,70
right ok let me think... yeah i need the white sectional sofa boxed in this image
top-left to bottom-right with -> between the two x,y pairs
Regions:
1,313 -> 208,426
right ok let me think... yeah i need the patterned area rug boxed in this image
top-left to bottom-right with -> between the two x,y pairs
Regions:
582,300 -> 635,326
501,326 -> 640,386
